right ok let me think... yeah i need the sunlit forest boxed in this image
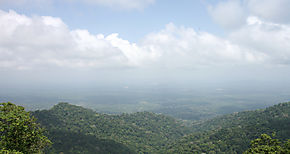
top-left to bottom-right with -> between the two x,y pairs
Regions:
1,0 -> 290,153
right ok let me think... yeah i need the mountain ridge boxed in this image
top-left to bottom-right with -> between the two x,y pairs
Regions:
32,102 -> 290,153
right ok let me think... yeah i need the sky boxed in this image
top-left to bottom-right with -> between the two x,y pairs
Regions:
0,0 -> 290,92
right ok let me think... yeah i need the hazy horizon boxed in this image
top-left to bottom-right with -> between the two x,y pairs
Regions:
1,0 -> 290,115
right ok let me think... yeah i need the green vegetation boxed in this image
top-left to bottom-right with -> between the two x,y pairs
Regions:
0,149 -> 23,154
3,101 -> 289,153
244,134 -> 290,154
0,102 -> 51,153
45,130 -> 135,154
32,102 -> 190,153
167,102 -> 290,153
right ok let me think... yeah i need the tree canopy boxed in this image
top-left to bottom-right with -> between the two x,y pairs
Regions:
0,102 -> 51,153
244,134 -> 290,154
166,102 -> 290,153
32,102 -> 190,153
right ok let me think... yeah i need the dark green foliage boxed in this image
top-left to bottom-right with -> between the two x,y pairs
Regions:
0,102 -> 51,153
45,130 -> 135,154
167,131 -> 236,154
167,102 -> 290,153
32,102 -> 190,153
244,134 -> 290,154
0,149 -> 23,154
28,101 -> 290,153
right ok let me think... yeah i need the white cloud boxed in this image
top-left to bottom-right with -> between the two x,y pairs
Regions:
247,0 -> 290,23
77,0 -> 156,9
141,23 -> 264,68
1,10 -> 290,72
0,0 -> 52,8
0,10 -> 138,70
206,0 -> 290,66
0,0 -> 155,10
208,0 -> 246,29
229,16 -> 290,65
207,0 -> 290,29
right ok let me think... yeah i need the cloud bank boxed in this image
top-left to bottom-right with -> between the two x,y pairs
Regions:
247,0 -> 290,23
208,0 -> 290,29
0,9 -> 289,72
76,0 -> 155,10
0,0 -> 155,10
208,0 -> 246,29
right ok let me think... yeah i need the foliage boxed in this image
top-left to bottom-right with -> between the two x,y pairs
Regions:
0,102 -> 51,153
244,134 -> 290,153
167,102 -> 290,153
0,149 -> 23,154
45,130 -> 135,154
32,102 -> 190,153
27,101 -> 290,153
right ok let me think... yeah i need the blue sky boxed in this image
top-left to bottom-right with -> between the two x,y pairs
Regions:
0,0 -> 220,41
0,0 -> 290,88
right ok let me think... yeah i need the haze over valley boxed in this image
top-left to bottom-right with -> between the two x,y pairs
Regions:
1,0 -> 290,153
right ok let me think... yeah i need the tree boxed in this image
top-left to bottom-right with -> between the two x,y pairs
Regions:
0,102 -> 51,153
0,149 -> 23,154
244,134 -> 289,154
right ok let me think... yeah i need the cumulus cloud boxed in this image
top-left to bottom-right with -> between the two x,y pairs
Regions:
207,0 -> 290,29
208,0 -> 246,29
0,0 -> 51,8
205,0 -> 290,66
0,0 -> 155,10
0,10 -> 150,70
0,10 -> 267,71
75,0 -> 156,10
1,10 -> 290,72
141,23 -> 264,68
229,16 -> 290,65
247,0 -> 290,23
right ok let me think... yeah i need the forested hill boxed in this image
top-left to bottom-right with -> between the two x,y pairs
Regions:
194,102 -> 290,134
32,102 -> 190,153
32,102 -> 290,153
167,102 -> 290,153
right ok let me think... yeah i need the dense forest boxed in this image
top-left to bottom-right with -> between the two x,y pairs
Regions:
28,102 -> 290,153
1,101 -> 289,153
167,102 -> 290,153
32,103 -> 190,153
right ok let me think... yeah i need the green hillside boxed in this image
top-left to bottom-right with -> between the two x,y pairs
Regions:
167,102 -> 290,153
31,102 -> 290,153
44,130 -> 134,154
32,102 -> 190,153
